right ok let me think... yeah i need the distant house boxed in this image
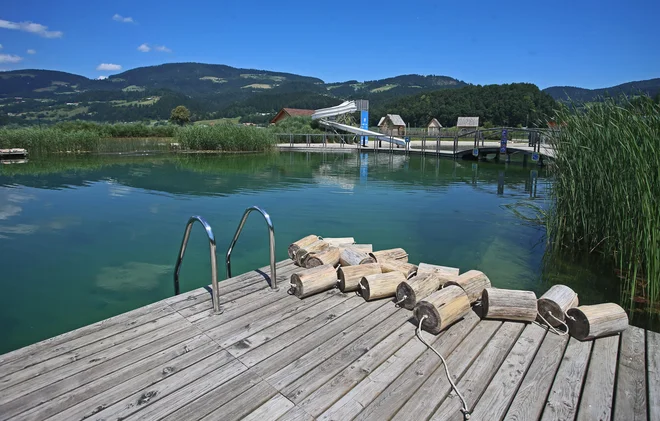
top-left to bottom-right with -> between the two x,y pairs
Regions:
270,108 -> 315,124
377,114 -> 406,136
427,118 -> 443,135
456,117 -> 479,128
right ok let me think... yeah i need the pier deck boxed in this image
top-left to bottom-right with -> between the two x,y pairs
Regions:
0,259 -> 656,420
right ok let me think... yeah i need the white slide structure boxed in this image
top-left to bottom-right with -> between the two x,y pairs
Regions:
311,101 -> 407,147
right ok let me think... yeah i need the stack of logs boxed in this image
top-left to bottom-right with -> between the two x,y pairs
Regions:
288,235 -> 629,341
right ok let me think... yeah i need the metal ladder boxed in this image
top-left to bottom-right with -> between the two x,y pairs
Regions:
173,206 -> 276,314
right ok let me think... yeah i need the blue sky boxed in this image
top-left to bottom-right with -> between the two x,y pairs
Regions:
0,0 -> 658,89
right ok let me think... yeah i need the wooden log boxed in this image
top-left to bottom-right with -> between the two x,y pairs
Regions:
413,285 -> 471,334
338,244 -> 373,253
288,235 -> 319,259
337,263 -> 382,292
359,271 -> 407,301
481,288 -> 537,322
395,272 -> 443,310
323,237 -> 355,247
294,239 -> 329,266
566,303 -> 628,341
417,263 -> 460,284
304,247 -> 340,268
537,285 -> 579,327
379,259 -> 418,279
369,248 -> 408,263
444,270 -> 491,303
339,247 -> 376,267
290,264 -> 338,298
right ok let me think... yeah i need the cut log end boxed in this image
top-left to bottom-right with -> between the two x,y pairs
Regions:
414,302 -> 441,333
396,283 -> 417,310
566,303 -> 629,341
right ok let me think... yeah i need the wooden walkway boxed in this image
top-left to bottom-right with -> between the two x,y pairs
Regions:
0,259 -> 657,421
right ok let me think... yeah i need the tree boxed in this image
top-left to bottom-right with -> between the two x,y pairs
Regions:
169,105 -> 191,125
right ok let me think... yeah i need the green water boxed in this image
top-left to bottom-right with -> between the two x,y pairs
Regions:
0,152 -> 646,354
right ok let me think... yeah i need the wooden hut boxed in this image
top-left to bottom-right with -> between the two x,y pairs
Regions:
456,117 -> 479,129
270,108 -> 315,124
377,114 -> 406,136
427,118 -> 442,135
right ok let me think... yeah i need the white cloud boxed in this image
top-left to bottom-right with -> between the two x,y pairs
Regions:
26,49 -> 36,54
137,43 -> 150,52
97,75 -> 108,80
112,14 -> 134,24
0,54 -> 23,63
0,19 -> 63,38
96,63 -> 122,71
154,45 -> 172,53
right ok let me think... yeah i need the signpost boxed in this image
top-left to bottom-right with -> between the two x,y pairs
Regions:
532,152 -> 539,162
500,129 -> 508,155
361,110 -> 369,146
473,148 -> 479,157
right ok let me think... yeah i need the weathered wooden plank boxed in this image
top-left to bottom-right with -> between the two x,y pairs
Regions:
299,317 -> 418,417
280,305 -> 409,401
505,327 -> 570,421
71,357 -> 244,421
614,327 -> 647,421
0,314 -> 192,404
429,322 -> 525,421
124,359 -> 250,421
251,300 -> 390,380
158,368 -> 263,421
0,304 -> 174,377
208,289 -> 337,348
468,323 -> 547,421
46,344 -> 228,421
357,318 -> 497,421
277,406 -> 315,421
176,262 -> 301,319
0,300 -> 171,370
319,312 -> 481,421
0,328 -> 205,420
390,320 -> 502,421
226,291 -> 352,359
539,337 -> 593,421
576,335 -> 619,421
238,296 -> 364,368
198,381 -> 279,421
648,329 -> 660,421
241,393 -> 295,421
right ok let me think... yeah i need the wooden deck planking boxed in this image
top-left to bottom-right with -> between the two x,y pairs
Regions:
0,258 -> 657,421
540,337 -> 593,421
576,335 -> 619,421
614,327 -> 647,421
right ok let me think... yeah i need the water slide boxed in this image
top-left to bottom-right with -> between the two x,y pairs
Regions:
311,101 -> 407,147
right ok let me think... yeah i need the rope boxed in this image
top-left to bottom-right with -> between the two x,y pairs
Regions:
536,311 -> 568,336
416,315 -> 471,420
287,284 -> 296,295
393,295 -> 407,307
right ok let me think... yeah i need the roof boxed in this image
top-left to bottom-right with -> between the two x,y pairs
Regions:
428,118 -> 442,128
457,116 -> 479,127
378,114 -> 405,127
270,108 -> 315,124
282,108 -> 315,117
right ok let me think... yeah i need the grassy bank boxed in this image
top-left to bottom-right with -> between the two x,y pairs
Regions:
547,98 -> 660,307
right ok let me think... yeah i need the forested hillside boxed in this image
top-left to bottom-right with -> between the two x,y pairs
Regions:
371,83 -> 557,127
543,78 -> 660,102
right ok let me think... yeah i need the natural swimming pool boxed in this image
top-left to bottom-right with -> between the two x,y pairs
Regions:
0,152 -> 643,353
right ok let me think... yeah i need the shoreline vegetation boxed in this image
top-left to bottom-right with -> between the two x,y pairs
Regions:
546,97 -> 660,310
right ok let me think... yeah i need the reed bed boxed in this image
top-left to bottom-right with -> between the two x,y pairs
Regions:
546,98 -> 660,307
176,124 -> 275,152
0,128 -> 101,154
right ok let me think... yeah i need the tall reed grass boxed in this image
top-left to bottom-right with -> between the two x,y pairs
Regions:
546,98 -> 660,306
176,124 -> 275,152
0,127 -> 101,154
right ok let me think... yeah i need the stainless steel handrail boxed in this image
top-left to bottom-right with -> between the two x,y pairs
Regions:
226,206 -> 277,289
173,215 -> 222,314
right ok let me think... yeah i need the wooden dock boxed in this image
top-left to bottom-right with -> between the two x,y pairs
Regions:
0,259 -> 657,421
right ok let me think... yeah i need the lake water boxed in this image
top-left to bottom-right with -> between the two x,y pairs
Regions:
0,152 -> 647,354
